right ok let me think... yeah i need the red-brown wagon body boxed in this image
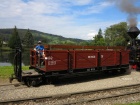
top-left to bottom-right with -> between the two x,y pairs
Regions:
10,45 -> 130,86
30,45 -> 129,74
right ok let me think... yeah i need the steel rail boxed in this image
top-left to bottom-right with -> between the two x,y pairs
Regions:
62,90 -> 140,105
0,83 -> 27,91
1,83 -> 140,104
0,83 -> 21,87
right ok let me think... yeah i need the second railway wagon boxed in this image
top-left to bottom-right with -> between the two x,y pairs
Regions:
10,45 -> 130,86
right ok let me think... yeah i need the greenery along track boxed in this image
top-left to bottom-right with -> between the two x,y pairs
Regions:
0,66 -> 29,78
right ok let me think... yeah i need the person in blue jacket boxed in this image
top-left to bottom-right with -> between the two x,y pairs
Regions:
34,41 -> 45,57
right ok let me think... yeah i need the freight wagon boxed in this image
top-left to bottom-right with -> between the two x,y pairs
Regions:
10,45 -> 130,86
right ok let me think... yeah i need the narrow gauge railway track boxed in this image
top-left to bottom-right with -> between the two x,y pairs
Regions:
0,83 -> 18,87
0,83 -> 27,91
1,83 -> 140,105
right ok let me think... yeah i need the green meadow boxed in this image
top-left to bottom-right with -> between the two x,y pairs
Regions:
0,66 -> 29,78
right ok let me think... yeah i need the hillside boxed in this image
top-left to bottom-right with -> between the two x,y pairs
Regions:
0,28 -> 86,45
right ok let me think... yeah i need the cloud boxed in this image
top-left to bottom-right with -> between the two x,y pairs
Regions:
64,0 -> 93,6
67,1 -> 113,16
0,0 -> 65,18
86,1 -> 113,14
0,0 -> 119,40
0,0 -> 23,17
87,30 -> 97,39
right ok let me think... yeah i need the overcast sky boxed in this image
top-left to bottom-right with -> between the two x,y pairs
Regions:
0,0 -> 140,40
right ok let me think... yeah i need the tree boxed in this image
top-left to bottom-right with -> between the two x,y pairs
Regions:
97,28 -> 103,39
42,38 -> 48,44
104,22 -> 129,46
8,26 -> 21,49
23,29 -> 34,48
0,37 -> 2,47
92,36 -> 106,46
92,28 -> 104,46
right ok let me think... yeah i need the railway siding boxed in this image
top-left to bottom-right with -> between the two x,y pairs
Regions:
1,81 -> 140,104
0,71 -> 140,103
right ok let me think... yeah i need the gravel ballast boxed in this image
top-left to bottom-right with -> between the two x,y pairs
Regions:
0,70 -> 140,102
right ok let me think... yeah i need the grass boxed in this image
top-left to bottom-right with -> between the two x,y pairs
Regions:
0,46 -> 13,51
0,66 -> 29,78
128,103 -> 140,105
117,102 -> 140,105
0,46 -> 32,51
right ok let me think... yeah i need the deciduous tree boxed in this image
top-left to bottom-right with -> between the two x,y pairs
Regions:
104,22 -> 129,46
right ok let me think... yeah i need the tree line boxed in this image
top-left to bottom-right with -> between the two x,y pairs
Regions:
7,26 -> 34,49
82,22 -> 130,46
0,22 -> 131,49
0,28 -> 85,48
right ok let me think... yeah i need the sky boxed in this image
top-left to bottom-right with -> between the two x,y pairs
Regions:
0,0 -> 140,40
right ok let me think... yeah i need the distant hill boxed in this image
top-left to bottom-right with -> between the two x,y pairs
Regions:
0,28 -> 86,45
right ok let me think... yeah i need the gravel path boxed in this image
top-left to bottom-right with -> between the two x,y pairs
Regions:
82,93 -> 140,105
19,84 -> 140,105
0,78 -> 18,85
0,70 -> 140,103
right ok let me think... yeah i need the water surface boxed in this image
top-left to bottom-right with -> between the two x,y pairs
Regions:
0,50 -> 30,66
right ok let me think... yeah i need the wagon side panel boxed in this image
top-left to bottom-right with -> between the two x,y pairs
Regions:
100,51 -> 116,66
45,51 -> 68,72
121,51 -> 129,65
115,51 -> 121,65
74,50 -> 98,69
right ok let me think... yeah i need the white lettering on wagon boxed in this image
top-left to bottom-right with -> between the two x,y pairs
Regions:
101,55 -> 103,58
88,55 -> 96,58
48,61 -> 56,65
45,56 -> 53,60
45,56 -> 56,65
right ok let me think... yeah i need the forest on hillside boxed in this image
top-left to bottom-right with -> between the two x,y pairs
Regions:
0,22 -> 132,49
0,28 -> 85,46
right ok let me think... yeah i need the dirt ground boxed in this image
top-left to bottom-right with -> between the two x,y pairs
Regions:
0,78 -> 19,85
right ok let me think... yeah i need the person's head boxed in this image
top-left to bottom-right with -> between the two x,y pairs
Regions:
38,41 -> 42,45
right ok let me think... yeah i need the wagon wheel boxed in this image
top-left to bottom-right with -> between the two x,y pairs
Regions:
23,77 -> 32,87
103,70 -> 110,75
125,67 -> 131,74
45,78 -> 52,84
26,79 -> 38,87
120,69 -> 126,74
136,63 -> 140,71
120,66 -> 131,75
111,70 -> 118,75
27,80 -> 32,87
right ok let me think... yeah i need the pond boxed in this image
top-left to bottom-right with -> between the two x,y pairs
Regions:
0,50 -> 30,66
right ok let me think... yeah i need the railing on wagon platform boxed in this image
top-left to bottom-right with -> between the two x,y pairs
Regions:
44,45 -> 126,50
